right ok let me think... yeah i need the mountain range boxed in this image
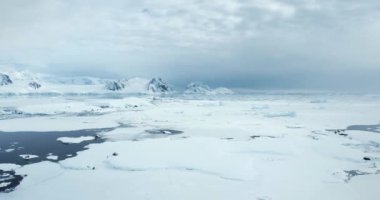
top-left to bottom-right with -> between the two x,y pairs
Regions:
0,68 -> 233,95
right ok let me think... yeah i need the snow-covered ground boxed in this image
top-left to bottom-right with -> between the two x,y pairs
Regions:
0,92 -> 380,200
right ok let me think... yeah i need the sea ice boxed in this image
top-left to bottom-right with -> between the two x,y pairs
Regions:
0,91 -> 379,200
19,154 -> 39,160
264,111 -> 296,118
57,136 -> 96,144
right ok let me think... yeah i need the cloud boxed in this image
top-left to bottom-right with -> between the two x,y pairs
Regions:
251,0 -> 296,18
0,0 -> 379,90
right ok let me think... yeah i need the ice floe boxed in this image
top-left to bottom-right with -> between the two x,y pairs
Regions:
57,136 -> 96,144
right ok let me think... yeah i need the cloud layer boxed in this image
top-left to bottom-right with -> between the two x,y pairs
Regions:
0,0 -> 380,90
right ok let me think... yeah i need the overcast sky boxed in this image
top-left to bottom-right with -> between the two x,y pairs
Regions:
0,0 -> 379,90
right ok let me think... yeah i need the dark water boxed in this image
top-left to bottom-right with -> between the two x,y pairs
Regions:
145,129 -> 183,135
326,124 -> 380,135
0,126 -> 124,193
0,125 -> 180,193
0,127 -> 119,166
0,170 -> 24,193
347,124 -> 380,133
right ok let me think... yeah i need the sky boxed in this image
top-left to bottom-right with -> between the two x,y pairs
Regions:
0,0 -> 380,90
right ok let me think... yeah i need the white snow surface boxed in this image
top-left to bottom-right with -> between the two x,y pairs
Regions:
0,92 -> 379,200
0,182 -> 12,188
57,136 -> 96,144
46,154 -> 58,161
0,164 -> 21,171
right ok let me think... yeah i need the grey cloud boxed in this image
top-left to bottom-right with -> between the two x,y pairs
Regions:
0,0 -> 379,90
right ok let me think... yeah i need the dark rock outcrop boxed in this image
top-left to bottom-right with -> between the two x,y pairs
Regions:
28,81 -> 41,89
0,73 -> 12,86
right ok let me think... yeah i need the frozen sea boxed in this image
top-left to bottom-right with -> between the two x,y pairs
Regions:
0,92 -> 380,199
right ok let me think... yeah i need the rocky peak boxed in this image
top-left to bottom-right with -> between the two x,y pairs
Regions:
147,78 -> 172,93
105,80 -> 125,91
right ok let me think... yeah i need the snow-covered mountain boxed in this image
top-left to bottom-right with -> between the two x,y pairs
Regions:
105,80 -> 126,91
0,69 -> 45,92
124,78 -> 150,93
211,87 -> 234,95
103,77 -> 172,94
43,75 -> 107,85
185,82 -> 234,95
185,82 -> 211,94
0,68 -> 232,95
147,78 -> 172,93
0,69 -> 171,95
